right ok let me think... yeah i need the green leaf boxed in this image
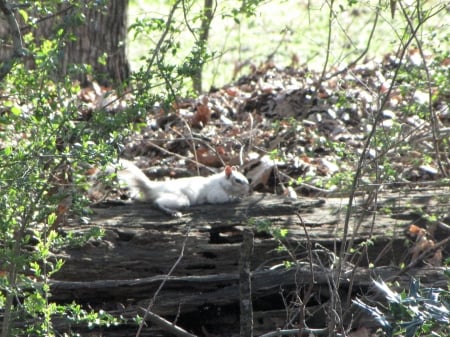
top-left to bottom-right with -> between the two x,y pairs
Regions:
47,213 -> 57,226
11,106 -> 21,116
18,9 -> 28,23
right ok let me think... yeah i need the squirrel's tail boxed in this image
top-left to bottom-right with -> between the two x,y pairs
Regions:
114,159 -> 156,201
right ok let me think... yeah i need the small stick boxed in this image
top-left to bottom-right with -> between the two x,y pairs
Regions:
137,308 -> 197,337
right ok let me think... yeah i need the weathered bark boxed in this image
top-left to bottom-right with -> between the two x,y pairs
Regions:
59,1 -> 129,85
50,265 -> 447,314
50,191 -> 449,336
0,0 -> 26,80
0,1 -> 129,85
55,192 -> 449,281
240,229 -> 254,337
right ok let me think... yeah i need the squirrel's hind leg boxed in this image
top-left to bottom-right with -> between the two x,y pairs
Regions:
153,193 -> 190,217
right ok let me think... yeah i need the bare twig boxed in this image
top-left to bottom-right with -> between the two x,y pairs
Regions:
144,139 -> 215,173
399,1 -> 449,176
135,227 -> 190,337
145,0 -> 182,75
318,0 -> 335,88
324,6 -> 380,81
336,0 -> 439,319
329,7 -> 450,333
259,327 -> 335,337
294,212 -> 318,331
137,308 -> 197,337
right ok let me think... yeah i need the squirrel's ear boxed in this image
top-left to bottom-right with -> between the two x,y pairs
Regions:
86,167 -> 99,177
225,165 -> 233,178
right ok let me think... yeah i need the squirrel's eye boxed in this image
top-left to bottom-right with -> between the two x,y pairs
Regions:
235,178 -> 246,184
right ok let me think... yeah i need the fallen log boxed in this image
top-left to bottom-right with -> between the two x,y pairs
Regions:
50,265 -> 447,314
50,191 -> 449,336
56,192 -> 448,281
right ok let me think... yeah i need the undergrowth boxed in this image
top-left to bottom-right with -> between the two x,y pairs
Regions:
0,0 -> 448,336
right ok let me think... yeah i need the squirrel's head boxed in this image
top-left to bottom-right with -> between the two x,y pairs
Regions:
224,166 -> 250,195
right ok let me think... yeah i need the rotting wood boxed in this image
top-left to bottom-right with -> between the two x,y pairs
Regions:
56,192 -> 449,282
50,191 -> 449,336
137,309 -> 198,337
50,265 -> 447,314
239,229 -> 254,337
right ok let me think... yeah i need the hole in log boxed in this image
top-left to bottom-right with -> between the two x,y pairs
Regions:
175,294 -> 331,336
115,230 -> 135,241
185,263 -> 216,270
209,226 -> 242,244
201,251 -> 217,259
177,303 -> 240,336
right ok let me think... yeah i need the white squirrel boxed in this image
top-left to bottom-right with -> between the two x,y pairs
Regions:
102,159 -> 250,217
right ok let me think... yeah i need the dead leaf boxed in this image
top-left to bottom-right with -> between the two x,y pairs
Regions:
246,156 -> 276,191
192,96 -> 211,128
408,224 -> 442,266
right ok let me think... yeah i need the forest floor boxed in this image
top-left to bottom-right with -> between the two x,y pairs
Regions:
73,50 -> 450,336
86,49 -> 450,201
81,48 -> 450,269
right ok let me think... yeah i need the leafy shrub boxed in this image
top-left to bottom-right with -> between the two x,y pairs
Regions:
354,278 -> 450,337
0,5 -> 137,336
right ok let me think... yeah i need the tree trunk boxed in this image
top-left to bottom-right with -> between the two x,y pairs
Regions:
192,0 -> 214,93
0,0 -> 130,86
59,1 -> 130,86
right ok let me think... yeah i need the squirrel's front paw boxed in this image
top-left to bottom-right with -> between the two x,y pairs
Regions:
171,210 -> 183,217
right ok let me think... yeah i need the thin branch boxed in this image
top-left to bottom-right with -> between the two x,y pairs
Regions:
135,227 -> 190,337
399,1 -> 449,176
137,308 -> 198,337
181,0 -> 198,40
324,5 -> 380,81
144,139 -> 215,173
317,0 -> 335,88
336,0 -> 433,296
260,327 -> 338,337
145,0 -> 182,75
294,212 -> 318,331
